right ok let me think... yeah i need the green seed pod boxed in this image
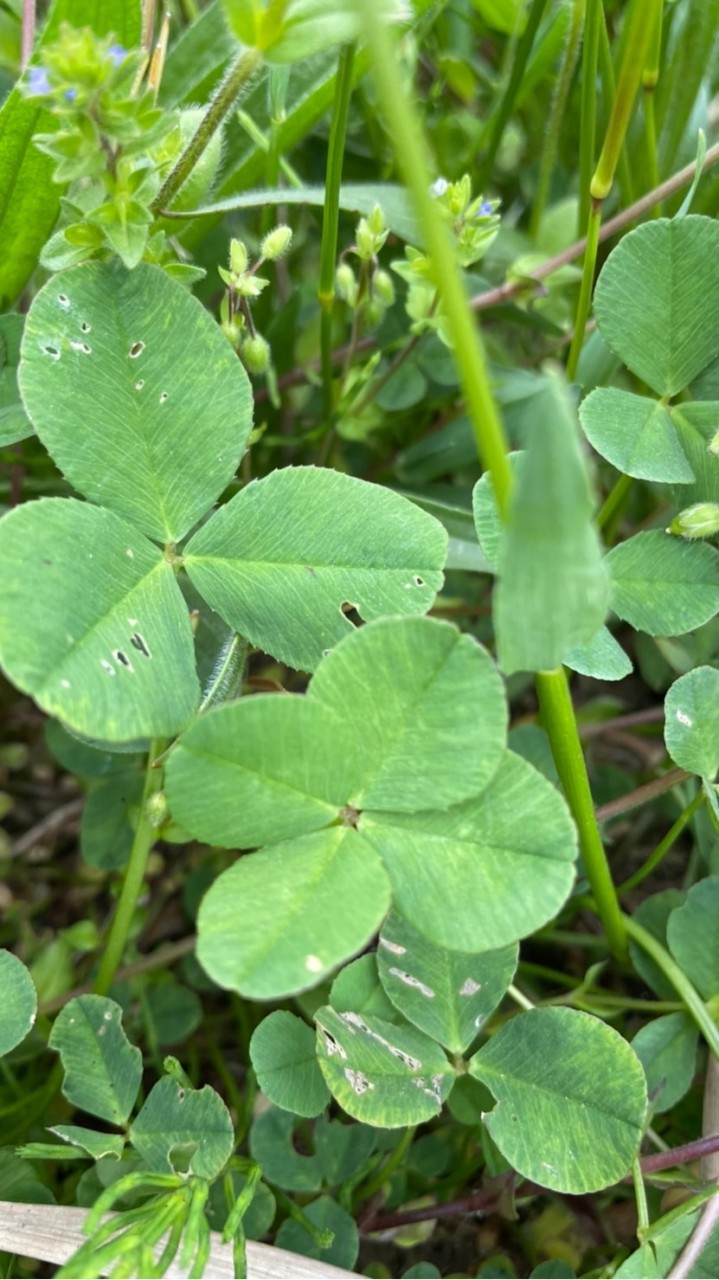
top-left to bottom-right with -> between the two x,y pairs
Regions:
335,262 -> 358,306
241,333 -> 271,375
373,268 -> 395,307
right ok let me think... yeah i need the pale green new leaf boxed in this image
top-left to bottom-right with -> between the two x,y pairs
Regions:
664,667 -> 719,777
308,616 -> 506,812
165,695 -> 356,849
0,499 -> 199,741
593,217 -> 719,397
48,996 -> 142,1125
492,373 -> 609,674
184,467 -> 446,671
48,1126 -> 125,1161
0,951 -> 37,1056
376,912 -> 517,1053
315,1006 -> 455,1127
472,451 -> 525,573
0,315 -> 32,446
250,1011 -> 330,1117
606,531 -> 719,636
579,388 -> 694,483
130,1077 -> 234,1179
197,827 -> 392,999
667,877 -> 719,999
631,1013 -> 698,1115
361,750 -> 577,953
470,1007 -> 647,1193
19,262 -> 252,543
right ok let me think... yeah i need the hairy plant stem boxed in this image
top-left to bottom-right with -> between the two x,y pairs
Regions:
355,0 -> 512,512
622,915 -> 719,1060
536,670 -> 627,961
478,0 -> 550,190
319,43 -> 356,428
94,742 -> 165,996
529,0 -> 585,238
152,46 -> 262,214
578,0 -> 601,235
617,789 -> 705,895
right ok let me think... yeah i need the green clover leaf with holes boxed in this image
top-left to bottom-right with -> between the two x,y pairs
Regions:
165,613 -> 578,998
0,260 -> 446,742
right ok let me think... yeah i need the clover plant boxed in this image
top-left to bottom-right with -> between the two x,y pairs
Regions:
4,1 -> 719,1278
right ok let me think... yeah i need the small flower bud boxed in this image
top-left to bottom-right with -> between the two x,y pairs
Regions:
373,269 -> 395,307
241,333 -> 270,375
355,204 -> 388,260
668,502 -> 719,540
229,238 -> 249,275
145,791 -> 169,829
335,262 -> 358,306
260,224 -> 293,261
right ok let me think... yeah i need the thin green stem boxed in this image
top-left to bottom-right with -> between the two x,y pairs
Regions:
592,0 -> 660,199
566,196 -> 601,381
622,915 -> 719,1060
596,9 -> 633,207
319,43 -> 356,427
641,0 -> 662,209
152,46 -> 262,214
356,0 -> 512,515
358,1125 -> 417,1204
618,790 -> 705,896
536,669 -> 628,961
94,743 -> 165,996
578,0 -> 601,235
478,0 -> 550,190
529,0 -> 584,239
597,471 -> 632,534
633,1155 -> 650,1239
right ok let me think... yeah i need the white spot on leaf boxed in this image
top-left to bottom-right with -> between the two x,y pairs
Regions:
379,937 -> 406,956
459,978 -> 481,997
676,709 -> 693,727
345,1068 -> 373,1095
305,954 -> 323,972
100,660 -> 116,676
129,341 -> 145,358
57,294 -> 70,308
125,548 -> 134,558
340,1012 -> 422,1070
388,967 -> 435,998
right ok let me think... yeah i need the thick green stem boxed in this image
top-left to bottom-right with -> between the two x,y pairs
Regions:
94,743 -> 164,996
567,195 -> 601,381
478,0 -> 550,190
530,0 -> 584,239
355,0 -> 512,513
319,43 -> 356,427
536,669 -> 628,961
578,0 -> 601,235
623,915 -> 719,1060
597,470 -> 632,535
152,46 -> 262,214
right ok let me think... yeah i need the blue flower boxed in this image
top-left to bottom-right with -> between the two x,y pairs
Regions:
26,65 -> 51,96
478,200 -> 494,217
65,88 -> 77,102
107,44 -> 127,66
